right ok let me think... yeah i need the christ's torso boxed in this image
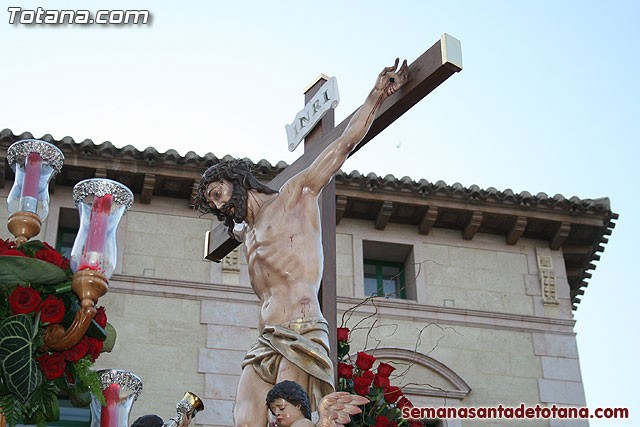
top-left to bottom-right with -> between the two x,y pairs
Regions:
243,185 -> 324,328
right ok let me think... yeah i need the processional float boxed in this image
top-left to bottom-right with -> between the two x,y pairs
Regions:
0,139 -> 203,427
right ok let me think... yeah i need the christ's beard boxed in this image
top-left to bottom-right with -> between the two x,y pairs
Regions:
222,187 -> 248,224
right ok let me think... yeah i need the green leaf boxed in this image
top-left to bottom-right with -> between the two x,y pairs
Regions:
0,302 -> 8,323
68,371 -> 92,408
53,281 -> 73,294
0,393 -> 23,427
42,387 -> 60,421
54,375 -> 67,390
18,240 -> 48,257
0,314 -> 42,402
364,415 -> 377,426
102,322 -> 117,352
338,342 -> 350,359
22,409 -> 46,425
87,321 -> 106,341
21,376 -> 60,425
388,407 -> 401,420
378,404 -> 391,418
75,357 -> 105,406
68,379 -> 92,408
0,256 -> 68,287
0,284 -> 11,319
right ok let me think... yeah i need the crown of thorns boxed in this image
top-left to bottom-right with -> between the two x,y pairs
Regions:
195,159 -> 277,214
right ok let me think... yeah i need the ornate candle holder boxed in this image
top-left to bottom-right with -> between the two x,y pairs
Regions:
43,179 -> 133,351
89,369 -> 143,427
6,139 -> 64,244
165,392 -> 205,427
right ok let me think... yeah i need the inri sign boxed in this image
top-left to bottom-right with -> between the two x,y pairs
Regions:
285,76 -> 339,152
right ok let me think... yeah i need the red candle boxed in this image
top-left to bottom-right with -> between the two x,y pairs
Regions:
21,152 -> 42,199
83,194 -> 113,266
101,383 -> 120,427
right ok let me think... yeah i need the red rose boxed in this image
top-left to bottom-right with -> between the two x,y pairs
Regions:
373,373 -> 390,388
337,363 -> 353,379
377,362 -> 395,377
59,256 -> 70,270
63,337 -> 90,361
384,385 -> 402,403
0,238 -> 16,253
9,285 -> 41,315
95,306 -> 107,328
353,376 -> 371,396
374,416 -> 389,427
35,247 -> 69,270
374,416 -> 397,427
360,370 -> 374,385
37,353 -> 66,380
87,337 -> 104,362
410,423 -> 422,427
337,327 -> 349,342
37,295 -> 65,324
355,352 -> 376,370
397,396 -> 413,410
2,249 -> 27,257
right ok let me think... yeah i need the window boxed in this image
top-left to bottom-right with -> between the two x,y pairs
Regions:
362,240 -> 415,300
364,259 -> 406,298
55,207 -> 79,257
56,227 -> 76,258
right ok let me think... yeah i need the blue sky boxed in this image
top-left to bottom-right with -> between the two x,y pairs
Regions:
2,1 -> 638,424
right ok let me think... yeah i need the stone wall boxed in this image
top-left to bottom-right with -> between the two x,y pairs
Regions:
197,299 -> 260,426
121,198 -> 213,283
333,218 -> 585,426
93,292 -> 206,423
336,219 -> 574,319
337,233 -> 354,297
345,314 -> 543,405
100,198 -> 212,424
0,186 -> 587,426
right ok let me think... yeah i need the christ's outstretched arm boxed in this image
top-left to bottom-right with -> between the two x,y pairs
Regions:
299,58 -> 408,195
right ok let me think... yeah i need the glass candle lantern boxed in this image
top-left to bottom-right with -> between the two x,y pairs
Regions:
6,139 -> 64,243
71,179 -> 133,278
90,370 -> 143,427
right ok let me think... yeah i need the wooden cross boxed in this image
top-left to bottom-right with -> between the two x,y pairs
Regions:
204,34 -> 462,379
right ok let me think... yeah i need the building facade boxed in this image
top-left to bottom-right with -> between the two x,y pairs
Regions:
0,129 -> 615,426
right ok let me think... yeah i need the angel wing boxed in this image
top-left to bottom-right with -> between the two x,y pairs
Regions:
317,392 -> 369,427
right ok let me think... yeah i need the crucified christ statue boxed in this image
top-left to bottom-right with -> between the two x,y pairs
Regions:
195,59 -> 408,427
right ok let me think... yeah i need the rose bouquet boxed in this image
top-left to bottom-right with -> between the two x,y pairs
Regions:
337,327 -> 420,427
0,238 -> 115,427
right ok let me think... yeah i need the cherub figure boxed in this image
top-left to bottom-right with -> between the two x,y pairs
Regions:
266,381 -> 368,427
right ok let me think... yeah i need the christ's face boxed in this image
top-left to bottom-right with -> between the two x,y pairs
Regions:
206,180 -> 234,216
269,398 -> 304,427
